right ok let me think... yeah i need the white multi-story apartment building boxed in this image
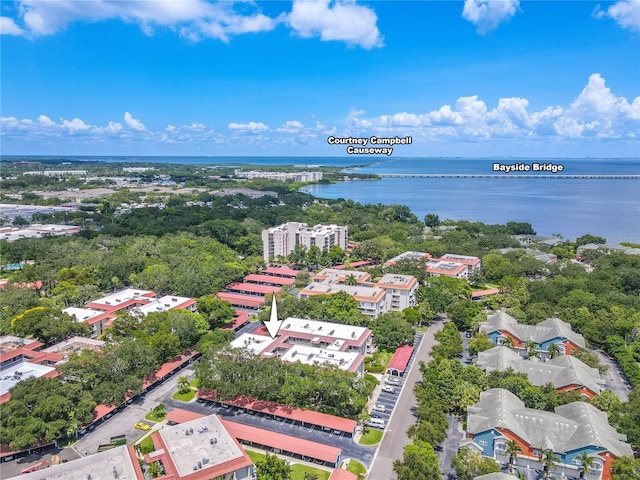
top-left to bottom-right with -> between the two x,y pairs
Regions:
261,222 -> 348,262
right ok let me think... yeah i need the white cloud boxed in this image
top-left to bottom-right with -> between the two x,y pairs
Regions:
10,0 -> 280,41
124,112 -> 146,131
37,114 -> 56,126
277,120 -> 305,133
0,16 -> 25,35
595,0 -> 640,32
345,74 -> 640,141
62,118 -> 91,133
288,0 -> 383,49
462,0 -> 519,34
228,121 -> 269,133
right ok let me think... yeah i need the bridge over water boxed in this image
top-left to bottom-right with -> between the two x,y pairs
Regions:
376,173 -> 640,179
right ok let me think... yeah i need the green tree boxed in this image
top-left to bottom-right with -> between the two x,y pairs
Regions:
393,441 -> 441,480
451,447 -> 500,480
547,343 -> 562,359
196,294 -> 235,329
541,449 -> 559,479
612,456 -> 640,480
577,451 -> 594,479
11,306 -> 92,346
505,440 -> 523,473
468,333 -> 495,355
255,454 -> 291,480
147,461 -> 163,478
177,376 -> 191,394
424,213 -> 440,228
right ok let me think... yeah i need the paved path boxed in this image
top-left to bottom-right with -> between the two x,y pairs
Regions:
367,319 -> 445,480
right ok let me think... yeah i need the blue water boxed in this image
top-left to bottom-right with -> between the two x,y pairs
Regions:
3,155 -> 638,243
301,158 -> 639,243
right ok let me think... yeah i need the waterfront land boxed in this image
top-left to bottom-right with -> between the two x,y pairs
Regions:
0,159 -> 639,480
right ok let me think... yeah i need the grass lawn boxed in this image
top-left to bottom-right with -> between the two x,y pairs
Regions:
346,459 -> 367,476
358,428 -> 383,445
290,465 -> 330,480
189,378 -> 200,388
244,450 -> 330,480
138,436 -> 155,455
171,389 -> 195,402
144,411 -> 165,422
245,450 -> 266,464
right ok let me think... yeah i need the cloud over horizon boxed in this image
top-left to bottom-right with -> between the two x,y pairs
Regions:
1,75 -> 638,154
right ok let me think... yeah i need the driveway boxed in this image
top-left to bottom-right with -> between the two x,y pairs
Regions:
367,319 -> 445,479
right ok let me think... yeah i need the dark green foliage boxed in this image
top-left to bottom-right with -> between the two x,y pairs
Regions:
255,454 -> 291,480
451,448 -> 500,480
370,311 -> 415,351
431,322 -> 463,361
1,377 -> 96,450
10,306 -> 92,346
393,441 -> 441,480
197,348 -> 372,418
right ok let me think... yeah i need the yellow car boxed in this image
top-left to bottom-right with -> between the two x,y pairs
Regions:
134,422 -> 151,431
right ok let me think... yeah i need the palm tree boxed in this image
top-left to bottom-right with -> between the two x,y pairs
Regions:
505,440 -> 523,474
547,343 -> 562,359
504,336 -> 516,349
177,375 -> 191,394
577,451 -> 594,479
526,340 -> 539,359
541,449 -> 559,479
344,274 -> 358,286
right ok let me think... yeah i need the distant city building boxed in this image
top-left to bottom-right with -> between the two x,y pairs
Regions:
23,170 -> 88,176
479,312 -> 585,357
476,346 -> 605,398
231,318 -> 372,377
237,170 -> 323,183
464,388 -> 632,480
0,223 -> 81,242
213,187 -> 278,198
262,222 -> 348,262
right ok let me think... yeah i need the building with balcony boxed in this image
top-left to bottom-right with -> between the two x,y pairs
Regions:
262,222 -> 348,262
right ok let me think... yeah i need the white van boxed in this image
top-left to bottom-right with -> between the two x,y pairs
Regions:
366,418 -> 386,428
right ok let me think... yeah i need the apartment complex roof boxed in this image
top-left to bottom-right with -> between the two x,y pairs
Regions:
262,266 -> 299,278
384,251 -> 430,265
476,346 -> 604,395
376,273 -> 417,290
242,274 -> 296,286
220,419 -> 341,465
198,392 -> 357,434
467,389 -> 632,458
152,414 -> 252,479
7,445 -> 144,480
480,312 -> 585,349
300,282 -> 385,302
226,283 -> 281,296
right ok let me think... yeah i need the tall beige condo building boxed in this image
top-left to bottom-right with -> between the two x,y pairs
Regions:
262,222 -> 348,262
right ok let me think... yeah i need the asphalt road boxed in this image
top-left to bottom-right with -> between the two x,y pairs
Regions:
367,319 -> 445,480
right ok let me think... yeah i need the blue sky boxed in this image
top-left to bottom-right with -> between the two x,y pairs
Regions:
1,0 -> 639,157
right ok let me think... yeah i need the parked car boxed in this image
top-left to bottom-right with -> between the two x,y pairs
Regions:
134,422 -> 151,431
385,377 -> 401,386
372,403 -> 386,413
381,385 -> 396,394
365,418 -> 386,428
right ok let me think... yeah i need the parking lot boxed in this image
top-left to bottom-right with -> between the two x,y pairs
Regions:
368,332 -> 424,429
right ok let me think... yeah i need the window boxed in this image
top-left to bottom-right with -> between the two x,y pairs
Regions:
478,439 -> 488,447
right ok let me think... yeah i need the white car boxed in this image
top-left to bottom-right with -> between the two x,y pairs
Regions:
385,377 -> 401,386
372,403 -> 386,413
381,385 -> 396,394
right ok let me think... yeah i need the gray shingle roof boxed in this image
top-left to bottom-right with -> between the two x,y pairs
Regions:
467,389 -> 632,458
480,314 -> 585,349
474,474 -> 520,480
476,346 -> 604,395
